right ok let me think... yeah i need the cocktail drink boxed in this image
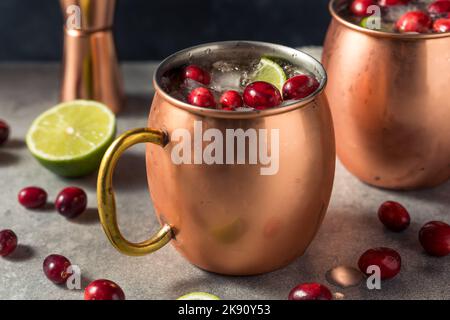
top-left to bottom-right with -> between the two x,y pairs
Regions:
97,42 -> 335,275
323,0 -> 450,190
160,54 -> 320,111
341,0 -> 450,33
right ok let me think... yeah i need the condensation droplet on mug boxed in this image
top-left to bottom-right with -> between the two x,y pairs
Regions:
326,266 -> 365,288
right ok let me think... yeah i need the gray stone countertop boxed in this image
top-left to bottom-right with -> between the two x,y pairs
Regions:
0,47 -> 449,300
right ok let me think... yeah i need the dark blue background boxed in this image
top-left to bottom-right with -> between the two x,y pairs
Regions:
0,0 -> 331,61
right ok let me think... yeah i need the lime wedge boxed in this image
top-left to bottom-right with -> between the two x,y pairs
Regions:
26,100 -> 116,178
177,292 -> 221,300
251,57 -> 287,92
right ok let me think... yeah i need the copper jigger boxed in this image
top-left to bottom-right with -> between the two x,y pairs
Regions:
96,41 -> 336,275
322,0 -> 450,190
60,0 -> 124,113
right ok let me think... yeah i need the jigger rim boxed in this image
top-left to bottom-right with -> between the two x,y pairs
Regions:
153,41 -> 327,120
329,0 -> 450,40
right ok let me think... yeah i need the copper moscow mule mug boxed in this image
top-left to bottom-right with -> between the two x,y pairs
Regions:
97,41 -> 335,275
322,0 -> 450,190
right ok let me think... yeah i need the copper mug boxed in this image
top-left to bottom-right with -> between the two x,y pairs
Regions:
323,0 -> 450,190
97,41 -> 335,275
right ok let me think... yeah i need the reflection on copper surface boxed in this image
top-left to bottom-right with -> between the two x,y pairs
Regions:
60,0 -> 124,113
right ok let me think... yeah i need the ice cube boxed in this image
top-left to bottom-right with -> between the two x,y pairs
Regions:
383,4 -> 422,23
209,61 -> 243,92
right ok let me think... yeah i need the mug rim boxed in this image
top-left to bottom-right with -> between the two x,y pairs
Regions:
152,41 -> 327,119
329,0 -> 450,40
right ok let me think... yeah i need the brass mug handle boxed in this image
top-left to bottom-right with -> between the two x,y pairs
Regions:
97,128 -> 173,256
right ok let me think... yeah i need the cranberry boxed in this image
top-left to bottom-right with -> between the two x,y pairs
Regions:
84,279 -> 125,300
18,186 -> 47,209
0,230 -> 18,257
219,90 -> 243,110
433,18 -> 450,32
43,254 -> 72,284
378,201 -> 411,232
187,87 -> 216,108
282,75 -> 320,101
0,119 -> 9,146
378,0 -> 410,6
55,187 -> 87,219
419,221 -> 450,257
428,0 -> 450,14
243,81 -> 282,110
288,283 -> 332,300
396,11 -> 432,33
183,65 -> 211,86
358,247 -> 401,280
351,0 -> 376,17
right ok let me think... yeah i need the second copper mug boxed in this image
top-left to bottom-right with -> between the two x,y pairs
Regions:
97,41 -> 335,276
323,0 -> 450,190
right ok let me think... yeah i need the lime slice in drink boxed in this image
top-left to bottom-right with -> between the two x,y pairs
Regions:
177,292 -> 221,300
26,100 -> 116,178
251,57 -> 287,92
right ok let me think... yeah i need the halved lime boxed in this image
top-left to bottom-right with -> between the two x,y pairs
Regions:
177,292 -> 221,300
251,57 -> 287,92
26,100 -> 116,178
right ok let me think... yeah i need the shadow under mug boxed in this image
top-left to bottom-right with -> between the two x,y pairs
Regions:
323,0 -> 450,190
97,41 -> 336,275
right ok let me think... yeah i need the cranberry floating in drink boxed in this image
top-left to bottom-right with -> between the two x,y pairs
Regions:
428,0 -> 450,14
161,55 -> 321,111
184,65 -> 211,86
338,0 -> 449,33
351,0 -> 376,16
396,11 -> 432,32
434,17 -> 450,32
187,87 -> 216,108
219,90 -> 243,110
379,0 -> 411,6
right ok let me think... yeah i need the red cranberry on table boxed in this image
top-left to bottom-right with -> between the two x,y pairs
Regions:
219,90 -> 243,110
84,279 -> 125,300
55,187 -> 87,219
396,11 -> 432,33
243,81 -> 283,110
351,0 -> 376,17
358,247 -> 401,280
18,186 -> 48,209
428,0 -> 450,14
288,283 -> 332,300
378,201 -> 410,232
43,254 -> 72,284
378,0 -> 411,7
419,221 -> 450,257
183,65 -> 211,86
0,230 -> 18,257
433,18 -> 450,32
187,87 -> 216,108
0,119 -> 10,146
282,75 -> 320,101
